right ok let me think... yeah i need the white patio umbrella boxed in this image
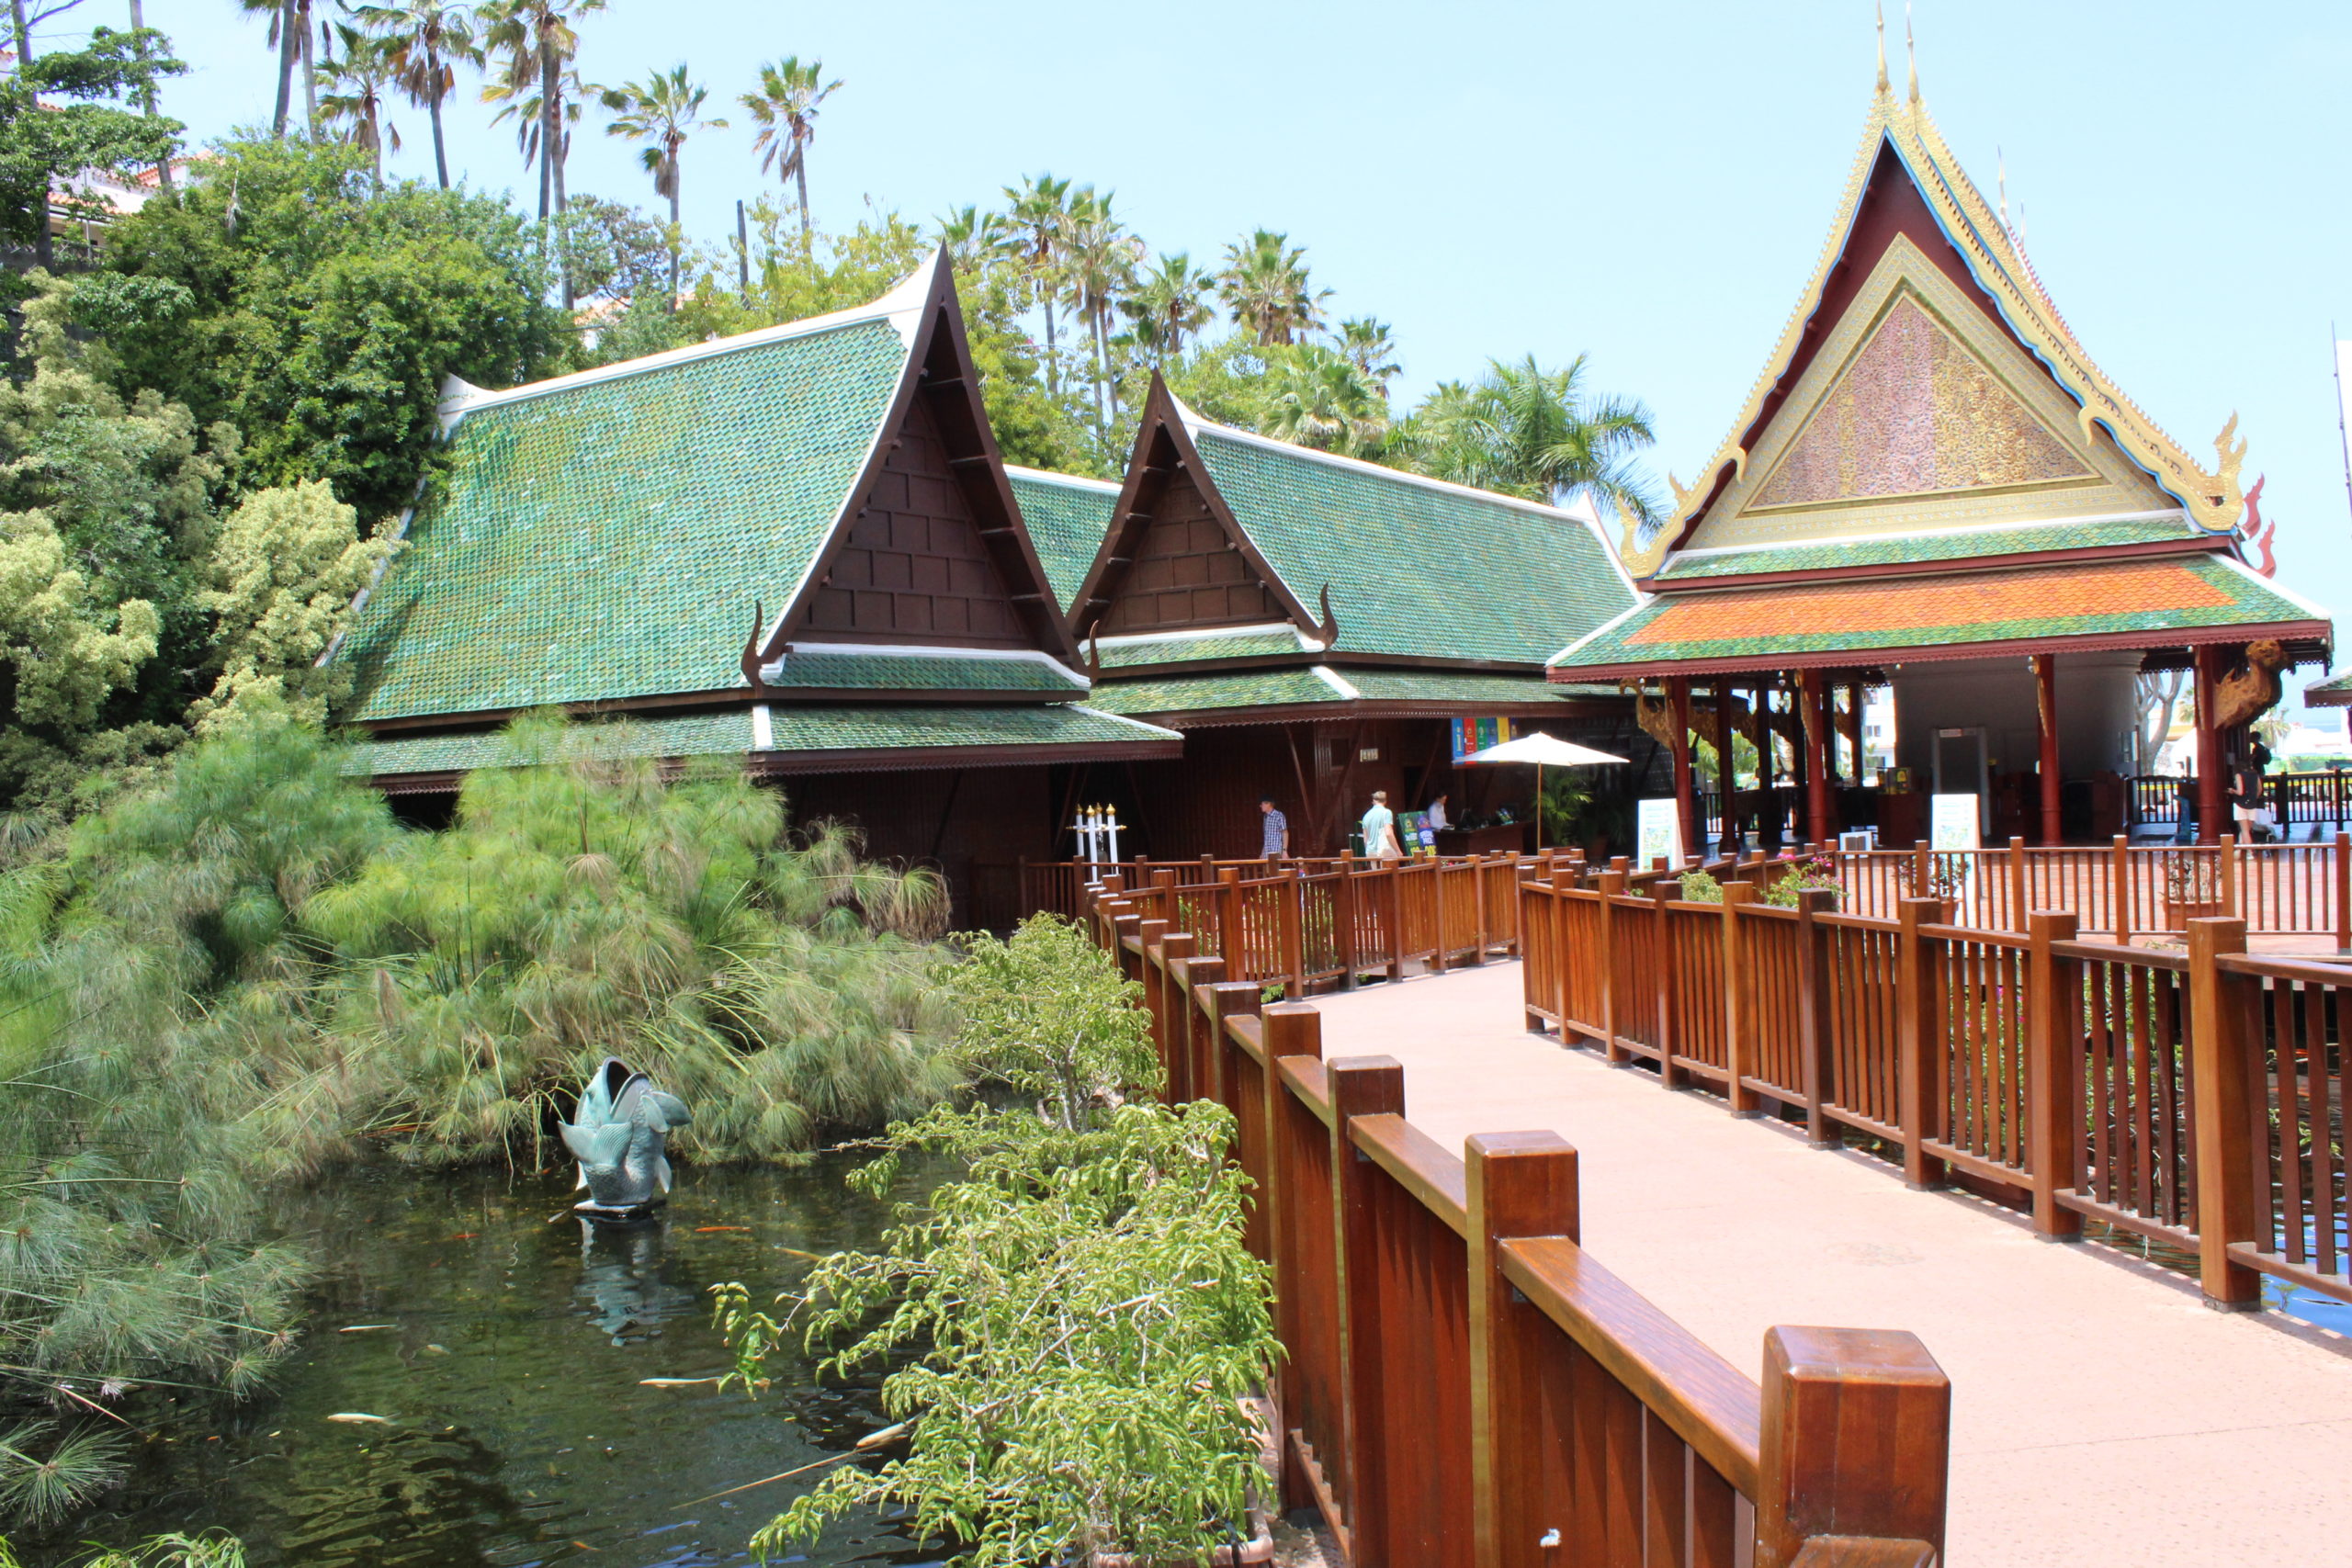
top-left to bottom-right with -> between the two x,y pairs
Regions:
1462,732 -> 1629,851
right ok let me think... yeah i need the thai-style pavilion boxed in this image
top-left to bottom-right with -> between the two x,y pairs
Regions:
1548,57 -> 2332,850
332,254 -> 1182,926
1014,376 -> 1643,859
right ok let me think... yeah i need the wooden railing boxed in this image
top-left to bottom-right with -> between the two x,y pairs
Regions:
1521,871 -> 2352,1315
1085,853 -> 1534,995
1094,887 -> 1953,1568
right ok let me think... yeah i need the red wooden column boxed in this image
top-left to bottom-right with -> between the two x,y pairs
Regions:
1668,676 -> 1697,863
1801,670 -> 1831,849
1713,679 -> 1739,858
2032,653 -> 2062,846
2193,644 -> 2226,846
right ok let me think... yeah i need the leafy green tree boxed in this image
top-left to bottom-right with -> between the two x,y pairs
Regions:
999,173 -> 1073,394
1258,341 -> 1391,458
740,56 -> 839,242
554,190 -> 668,303
315,23 -> 402,179
602,63 -> 726,300
93,136 -> 566,522
716,917 -> 1273,1566
352,0 -> 481,189
1057,186 -> 1142,434
0,27 -> 184,269
1335,315 -> 1401,392
189,480 -> 400,732
1215,228 -> 1327,346
1397,354 -> 1659,525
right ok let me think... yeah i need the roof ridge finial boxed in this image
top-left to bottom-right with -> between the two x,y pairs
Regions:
1905,0 -> 1919,103
1874,0 -> 1889,97
1997,145 -> 2008,231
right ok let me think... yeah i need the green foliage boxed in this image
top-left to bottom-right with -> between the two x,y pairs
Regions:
1395,355 -> 1659,524
718,1103 -> 1271,1565
3,1530 -> 249,1567
190,481 -> 401,731
300,715 -> 956,1168
1679,869 -> 1724,903
0,28 -> 184,254
94,136 -> 566,521
945,915 -> 1158,1128
1759,854 -> 1841,908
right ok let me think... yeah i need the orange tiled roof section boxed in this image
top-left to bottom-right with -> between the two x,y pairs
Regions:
1628,560 -> 2236,647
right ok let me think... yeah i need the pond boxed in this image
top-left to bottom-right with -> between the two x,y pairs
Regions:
51,1157 -> 934,1568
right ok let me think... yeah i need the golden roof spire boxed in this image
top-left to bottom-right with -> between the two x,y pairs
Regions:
1996,146 -> 2008,231
1905,1 -> 1919,103
1874,0 -> 1889,98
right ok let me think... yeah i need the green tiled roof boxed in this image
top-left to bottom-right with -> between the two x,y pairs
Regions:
2303,671 -> 2352,706
1088,668 -> 1342,716
343,712 -> 753,777
340,316 -> 911,724
1088,665 -> 1608,717
1656,515 -> 2196,581
1185,425 -> 1635,663
1007,468 -> 1116,613
1095,628 -> 1304,670
773,647 -> 1083,693
345,704 -> 1178,780
1551,552 -> 2326,673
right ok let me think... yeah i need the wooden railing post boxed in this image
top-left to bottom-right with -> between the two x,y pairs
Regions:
1722,881 -> 1759,1115
1895,897 -> 1946,1190
1216,866 -> 1242,979
2337,830 -> 2351,954
1383,862 -> 1405,983
1156,931 -> 1197,1094
1328,1055 -> 1408,1566
2005,837 -> 2028,932
1467,853 -> 1488,967
2219,832 -> 2239,918
1430,857 -> 1451,976
1261,1000 -> 1323,1507
1279,867 -> 1306,998
1653,883 -> 1682,1090
1755,1326 -> 1951,1568
1171,954 -> 1223,1103
1596,869 -> 1627,1064
2186,917 -> 2262,1310
1795,887 -> 1837,1147
1204,979 -> 1262,1115
2111,833 -> 2132,943
2024,909 -> 2082,1239
1910,839 -> 1930,905
1465,1132 -> 1579,1568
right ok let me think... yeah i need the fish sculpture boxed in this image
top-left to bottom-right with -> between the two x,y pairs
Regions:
560,1058 -> 691,1217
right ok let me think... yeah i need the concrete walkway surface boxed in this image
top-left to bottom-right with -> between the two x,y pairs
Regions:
1306,961 -> 2352,1567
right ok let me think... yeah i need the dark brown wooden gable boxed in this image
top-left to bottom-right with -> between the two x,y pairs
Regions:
1098,462 -> 1287,635
801,391 -> 1029,646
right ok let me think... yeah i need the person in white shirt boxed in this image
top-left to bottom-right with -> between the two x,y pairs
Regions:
1427,794 -> 1450,832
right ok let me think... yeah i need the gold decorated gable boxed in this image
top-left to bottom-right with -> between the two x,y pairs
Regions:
1618,87 -> 2249,580
1747,295 -> 2088,510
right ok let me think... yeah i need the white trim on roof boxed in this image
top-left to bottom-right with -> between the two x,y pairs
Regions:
1314,665 -> 1363,700
1065,705 -> 1185,739
751,703 -> 775,751
758,639 -> 1089,687
1667,508 -> 2192,562
1546,596 -> 1656,668
435,253 -> 939,427
1003,463 -> 1121,493
2212,551 -> 2337,623
1090,621 -> 1309,650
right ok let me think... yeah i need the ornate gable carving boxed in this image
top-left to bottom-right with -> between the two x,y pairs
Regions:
1746,294 -> 2090,511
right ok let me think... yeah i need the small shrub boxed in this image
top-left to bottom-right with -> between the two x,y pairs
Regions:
1678,869 -> 1724,904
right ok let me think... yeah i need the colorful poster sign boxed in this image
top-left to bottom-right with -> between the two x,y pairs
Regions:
1452,716 -> 1515,761
1397,810 -> 1437,856
1929,795 -> 1981,852
1635,797 -> 1683,868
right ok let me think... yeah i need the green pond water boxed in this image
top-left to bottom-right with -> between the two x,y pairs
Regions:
51,1158 -> 935,1568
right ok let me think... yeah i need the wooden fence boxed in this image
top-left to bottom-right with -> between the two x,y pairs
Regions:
1091,887 -> 1953,1568
1521,870 -> 2352,1314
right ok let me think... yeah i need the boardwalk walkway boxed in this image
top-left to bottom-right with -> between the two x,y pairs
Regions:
1309,960 -> 2352,1567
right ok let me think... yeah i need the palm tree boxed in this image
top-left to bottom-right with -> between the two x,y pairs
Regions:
1334,317 -> 1400,396
935,204 -> 1002,267
240,0 -> 315,139
354,0 -> 480,189
1057,187 -> 1143,431
317,23 -> 402,178
739,56 -> 839,241
1402,354 -> 1660,525
1118,252 -> 1213,366
1000,174 -> 1072,395
478,0 -> 603,223
1216,228 -> 1328,346
602,63 -> 724,303
1260,343 -> 1390,459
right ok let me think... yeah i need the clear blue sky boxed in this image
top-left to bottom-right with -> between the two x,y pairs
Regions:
121,1 -> 2352,708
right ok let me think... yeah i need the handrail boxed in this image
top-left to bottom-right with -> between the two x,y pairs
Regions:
1500,1234 -> 1764,1494
1349,1112 -> 1469,1239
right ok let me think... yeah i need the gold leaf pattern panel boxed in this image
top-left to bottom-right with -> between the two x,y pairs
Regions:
1748,295 -> 2090,510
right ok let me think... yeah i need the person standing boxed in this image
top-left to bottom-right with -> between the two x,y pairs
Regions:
1259,795 -> 1289,859
1361,789 -> 1402,862
1427,792 -> 1451,832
